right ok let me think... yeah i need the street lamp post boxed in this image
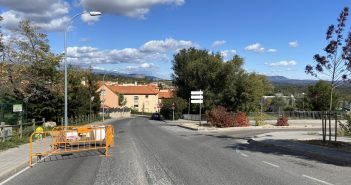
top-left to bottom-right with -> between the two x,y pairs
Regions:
102,74 -> 106,122
64,11 -> 102,127
302,92 -> 305,111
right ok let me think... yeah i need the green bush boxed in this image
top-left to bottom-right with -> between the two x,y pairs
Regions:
160,97 -> 187,120
338,112 -> 351,136
253,112 -> 266,126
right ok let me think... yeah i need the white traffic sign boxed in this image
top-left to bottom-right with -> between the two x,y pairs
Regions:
191,95 -> 203,99
13,104 -> 23,112
191,100 -> 203,104
191,91 -> 203,95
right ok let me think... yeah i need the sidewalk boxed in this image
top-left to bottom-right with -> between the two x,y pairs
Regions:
249,131 -> 351,166
164,119 -> 325,131
0,139 -> 51,182
0,117 -> 125,183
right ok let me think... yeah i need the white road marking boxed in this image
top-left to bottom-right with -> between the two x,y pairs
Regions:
262,161 -> 280,168
302,174 -> 334,185
240,153 -> 248,157
0,154 -> 53,185
235,147 -> 249,157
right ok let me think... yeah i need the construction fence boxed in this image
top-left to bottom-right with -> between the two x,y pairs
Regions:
29,124 -> 114,166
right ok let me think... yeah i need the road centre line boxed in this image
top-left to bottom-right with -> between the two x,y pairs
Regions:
262,161 -> 280,168
302,174 -> 334,185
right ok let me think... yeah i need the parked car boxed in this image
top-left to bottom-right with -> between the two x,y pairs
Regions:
150,113 -> 162,120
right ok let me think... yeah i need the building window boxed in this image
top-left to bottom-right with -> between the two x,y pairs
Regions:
134,96 -> 139,107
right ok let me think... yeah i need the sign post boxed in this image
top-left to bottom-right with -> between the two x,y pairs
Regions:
172,103 -> 175,121
191,90 -> 203,126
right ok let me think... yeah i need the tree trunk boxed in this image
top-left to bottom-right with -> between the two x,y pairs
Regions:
328,87 -> 334,143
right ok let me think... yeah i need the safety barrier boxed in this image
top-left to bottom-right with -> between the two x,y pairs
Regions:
29,124 -> 114,167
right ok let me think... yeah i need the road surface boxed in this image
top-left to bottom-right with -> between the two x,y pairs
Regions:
4,117 -> 351,185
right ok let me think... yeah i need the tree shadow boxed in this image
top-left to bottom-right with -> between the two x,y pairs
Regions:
225,140 -> 351,167
36,150 -> 106,164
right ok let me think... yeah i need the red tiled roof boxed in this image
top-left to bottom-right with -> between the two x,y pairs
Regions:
106,85 -> 159,95
159,90 -> 173,99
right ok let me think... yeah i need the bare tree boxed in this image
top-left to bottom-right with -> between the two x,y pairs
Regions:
305,7 -> 351,111
305,7 -> 351,143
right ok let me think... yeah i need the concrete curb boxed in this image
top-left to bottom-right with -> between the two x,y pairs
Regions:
247,139 -> 351,166
172,124 -> 320,132
177,124 -> 198,131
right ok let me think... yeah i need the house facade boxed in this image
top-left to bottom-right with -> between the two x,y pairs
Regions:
98,83 -> 162,113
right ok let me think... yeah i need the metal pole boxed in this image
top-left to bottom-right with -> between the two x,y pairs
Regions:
199,103 -> 202,127
173,109 -> 174,121
64,30 -> 68,127
102,74 -> 105,122
188,98 -> 190,120
63,11 -> 101,128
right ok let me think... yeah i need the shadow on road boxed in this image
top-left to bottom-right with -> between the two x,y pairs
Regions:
37,150 -> 105,164
226,142 -> 351,167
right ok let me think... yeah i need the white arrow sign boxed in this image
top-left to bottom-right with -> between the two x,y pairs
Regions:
191,95 -> 203,100
191,100 -> 203,104
191,91 -> 203,95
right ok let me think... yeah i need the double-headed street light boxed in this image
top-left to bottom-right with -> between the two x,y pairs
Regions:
64,11 -> 102,127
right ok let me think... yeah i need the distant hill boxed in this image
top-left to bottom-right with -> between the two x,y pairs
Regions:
92,69 -> 163,81
266,76 -> 316,85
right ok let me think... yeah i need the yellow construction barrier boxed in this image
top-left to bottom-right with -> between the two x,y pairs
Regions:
29,124 -> 114,167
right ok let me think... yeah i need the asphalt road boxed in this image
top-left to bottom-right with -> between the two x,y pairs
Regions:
4,118 -> 351,185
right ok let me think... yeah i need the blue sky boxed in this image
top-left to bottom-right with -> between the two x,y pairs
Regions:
1,0 -> 351,79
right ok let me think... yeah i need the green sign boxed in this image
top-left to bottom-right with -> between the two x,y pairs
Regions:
13,104 -> 23,112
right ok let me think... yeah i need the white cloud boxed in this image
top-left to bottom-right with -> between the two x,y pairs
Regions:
220,49 -> 236,59
124,63 -> 158,75
212,40 -> 226,47
140,38 -> 198,53
244,43 -> 277,53
288,40 -> 299,48
80,0 -> 185,19
79,37 -> 90,42
81,13 -> 100,25
0,0 -> 70,31
140,63 -> 153,68
66,38 -> 198,66
267,60 -> 297,67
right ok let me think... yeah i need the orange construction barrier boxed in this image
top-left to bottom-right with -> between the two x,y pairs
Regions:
29,124 -> 114,167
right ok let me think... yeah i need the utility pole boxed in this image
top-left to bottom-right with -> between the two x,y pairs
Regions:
302,92 -> 305,111
102,74 -> 106,122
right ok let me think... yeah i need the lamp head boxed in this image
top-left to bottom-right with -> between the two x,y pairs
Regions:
89,11 -> 102,16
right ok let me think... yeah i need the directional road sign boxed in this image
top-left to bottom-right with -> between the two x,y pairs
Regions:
191,100 -> 203,104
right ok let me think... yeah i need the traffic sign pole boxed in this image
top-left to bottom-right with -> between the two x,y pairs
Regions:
199,102 -> 202,126
190,90 -> 203,127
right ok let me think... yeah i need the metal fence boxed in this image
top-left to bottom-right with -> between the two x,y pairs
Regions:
183,111 -> 347,121
0,119 -> 44,141
29,124 -> 114,166
246,111 -> 346,120
182,114 -> 207,121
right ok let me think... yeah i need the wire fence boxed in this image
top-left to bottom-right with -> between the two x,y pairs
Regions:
183,111 -> 348,121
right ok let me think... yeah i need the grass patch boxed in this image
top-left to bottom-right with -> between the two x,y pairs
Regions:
0,137 -> 29,151
305,131 -> 320,135
299,140 -> 351,153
